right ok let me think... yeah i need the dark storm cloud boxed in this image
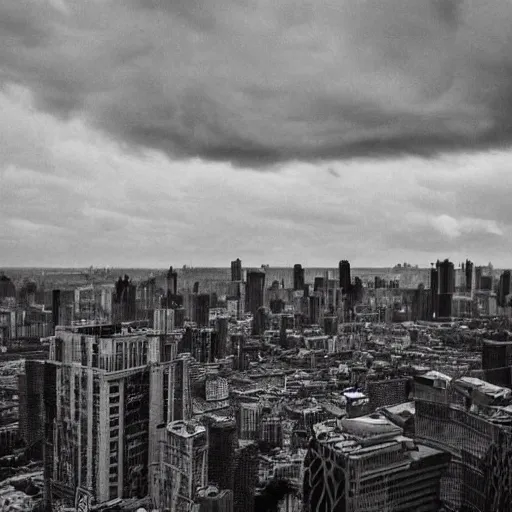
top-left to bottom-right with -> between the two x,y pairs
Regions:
2,0 -> 512,167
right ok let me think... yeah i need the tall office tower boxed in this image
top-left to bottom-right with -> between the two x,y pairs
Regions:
309,295 -> 321,325
42,324 -> 177,509
18,360 -> 45,458
157,420 -> 208,512
153,308 -> 175,333
313,277 -> 324,292
167,354 -> 193,423
437,259 -> 455,318
293,264 -> 305,291
430,265 -> 439,320
185,328 -> 216,363
214,316 -> 228,359
231,258 -> 242,282
339,260 -> 351,292
245,271 -> 265,316
195,487 -> 234,512
194,294 -> 210,327
465,259 -> 473,292
233,442 -> 258,512
138,277 -> 156,313
167,266 -> 178,296
237,403 -> 262,441
112,275 -> 137,323
204,416 -> 238,493
253,306 -> 269,336
303,417 -> 450,512
475,266 -> 483,291
414,372 -> 512,511
52,289 -> 61,327
498,270 -> 511,307
193,282 -> 200,294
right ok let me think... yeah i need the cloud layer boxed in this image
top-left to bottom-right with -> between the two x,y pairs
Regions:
2,0 -> 512,165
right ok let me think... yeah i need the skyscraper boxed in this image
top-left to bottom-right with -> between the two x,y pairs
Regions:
293,264 -> 305,291
167,266 -> 178,296
245,271 -> 265,316
465,259 -> 473,293
231,258 -> 242,282
167,354 -> 193,423
157,420 -> 208,511
437,259 -> 455,318
43,324 -> 177,509
498,270 -> 511,307
339,260 -> 351,293
194,294 -> 210,327
112,275 -> 136,323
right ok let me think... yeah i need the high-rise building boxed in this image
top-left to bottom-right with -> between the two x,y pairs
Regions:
51,289 -> 60,328
214,316 -> 229,359
157,420 -> 208,512
167,266 -> 178,296
231,259 -> 242,282
233,442 -> 258,512
112,275 -> 136,323
414,372 -> 512,511
436,259 -> 454,318
303,416 -> 450,512
339,260 -> 351,293
465,259 -> 473,292
18,360 -> 45,457
194,294 -> 210,327
475,266 -> 483,291
293,264 -> 305,291
313,277 -> 324,292
204,415 -> 238,493
498,270 -> 511,307
253,306 -> 269,336
168,354 -> 193,424
43,324 -> 178,509
245,271 -> 265,316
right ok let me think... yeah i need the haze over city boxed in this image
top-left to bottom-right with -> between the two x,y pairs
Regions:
2,0 -> 512,268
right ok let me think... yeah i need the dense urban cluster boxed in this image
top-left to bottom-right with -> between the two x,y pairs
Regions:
1,259 -> 512,512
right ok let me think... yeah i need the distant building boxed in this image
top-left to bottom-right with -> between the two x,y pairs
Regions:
498,270 -> 511,307
112,275 -> 136,323
245,271 -> 265,316
339,260 -> 351,293
194,294 -> 210,327
231,259 -> 242,282
293,264 -> 305,291
153,308 -> 175,333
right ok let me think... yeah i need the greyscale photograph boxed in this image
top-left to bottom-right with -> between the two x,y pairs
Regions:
1,1 -> 512,511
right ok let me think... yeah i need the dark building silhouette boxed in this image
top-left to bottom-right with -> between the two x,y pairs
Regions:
430,264 -> 439,320
465,259 -> 473,292
166,266 -> 178,296
112,275 -> 137,322
194,294 -> 210,327
193,281 -> 200,294
313,277 -> 324,292
52,289 -> 61,327
0,273 -> 16,301
233,442 -> 259,512
498,270 -> 511,307
475,266 -> 483,291
253,306 -> 269,336
339,260 -> 351,292
214,316 -> 228,358
205,416 -> 238,492
323,316 -> 337,336
293,264 -> 305,291
436,259 -> 454,319
231,258 -> 242,281
480,275 -> 493,291
245,271 -> 265,316
309,295 -> 321,325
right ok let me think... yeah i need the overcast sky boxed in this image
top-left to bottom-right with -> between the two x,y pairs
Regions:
1,0 -> 512,268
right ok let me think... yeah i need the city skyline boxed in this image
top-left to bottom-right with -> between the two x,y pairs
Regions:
2,1 -> 512,267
